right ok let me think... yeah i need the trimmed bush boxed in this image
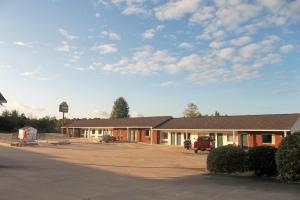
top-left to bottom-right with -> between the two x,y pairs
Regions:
248,146 -> 277,177
276,134 -> 300,182
207,145 -> 245,173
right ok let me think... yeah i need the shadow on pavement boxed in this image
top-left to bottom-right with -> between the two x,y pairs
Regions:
0,145 -> 299,200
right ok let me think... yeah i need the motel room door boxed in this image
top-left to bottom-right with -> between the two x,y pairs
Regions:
217,133 -> 223,147
241,133 -> 248,149
171,132 -> 176,145
176,133 -> 181,146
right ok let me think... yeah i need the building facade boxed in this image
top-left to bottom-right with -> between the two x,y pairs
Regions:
62,114 -> 300,148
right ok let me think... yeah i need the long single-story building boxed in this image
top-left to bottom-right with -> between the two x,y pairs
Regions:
62,113 -> 300,148
153,114 -> 300,149
62,116 -> 172,143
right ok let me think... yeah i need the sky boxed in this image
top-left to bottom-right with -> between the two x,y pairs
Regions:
0,0 -> 300,119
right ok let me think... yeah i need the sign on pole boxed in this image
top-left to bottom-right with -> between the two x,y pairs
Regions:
59,101 -> 69,126
59,102 -> 69,113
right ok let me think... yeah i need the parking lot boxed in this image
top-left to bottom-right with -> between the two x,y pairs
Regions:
4,142 -> 207,178
0,141 -> 299,200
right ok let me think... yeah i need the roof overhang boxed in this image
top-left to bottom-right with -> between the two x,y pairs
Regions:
153,128 -> 291,132
62,126 -> 153,129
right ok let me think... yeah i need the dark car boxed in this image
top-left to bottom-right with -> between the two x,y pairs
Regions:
194,136 -> 215,153
100,135 -> 116,143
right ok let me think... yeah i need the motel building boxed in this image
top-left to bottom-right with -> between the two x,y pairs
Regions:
62,114 -> 300,149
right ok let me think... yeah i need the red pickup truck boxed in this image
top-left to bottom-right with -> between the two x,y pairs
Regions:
194,136 -> 215,153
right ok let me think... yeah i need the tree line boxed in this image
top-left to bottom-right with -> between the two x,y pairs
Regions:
0,110 -> 72,133
0,97 -> 223,133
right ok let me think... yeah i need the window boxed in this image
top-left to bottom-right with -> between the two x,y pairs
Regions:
262,134 -> 272,143
227,134 -> 233,142
162,132 -> 168,139
209,133 -> 215,141
145,130 -> 150,137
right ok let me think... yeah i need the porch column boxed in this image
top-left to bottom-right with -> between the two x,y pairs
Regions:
233,130 -> 236,145
150,128 -> 153,144
168,132 -> 171,145
127,128 -> 129,141
181,132 -> 184,146
284,131 -> 287,137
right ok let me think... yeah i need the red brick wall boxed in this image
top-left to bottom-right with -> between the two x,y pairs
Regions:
238,131 -> 284,148
139,129 -> 151,143
255,133 -> 283,147
113,129 -> 128,140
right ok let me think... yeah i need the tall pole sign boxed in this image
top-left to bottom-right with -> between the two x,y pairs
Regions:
59,101 -> 69,126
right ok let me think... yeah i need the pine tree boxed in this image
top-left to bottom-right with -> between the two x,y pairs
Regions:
110,97 -> 130,118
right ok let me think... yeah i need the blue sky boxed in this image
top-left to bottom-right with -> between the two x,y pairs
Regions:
0,0 -> 300,118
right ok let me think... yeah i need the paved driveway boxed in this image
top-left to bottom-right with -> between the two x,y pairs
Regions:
0,143 -> 299,200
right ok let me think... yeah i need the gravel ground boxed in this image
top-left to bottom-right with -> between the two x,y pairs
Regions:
0,142 -> 299,200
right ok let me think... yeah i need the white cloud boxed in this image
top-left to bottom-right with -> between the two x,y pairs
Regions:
0,62 -> 12,71
239,43 -> 261,58
272,88 -> 300,96
101,30 -> 120,40
92,109 -> 110,118
122,4 -> 150,15
209,41 -> 223,49
91,43 -> 118,54
100,33 -> 284,83
178,42 -> 193,49
154,0 -> 200,21
102,46 -> 177,74
5,101 -> 45,117
160,81 -> 177,87
230,36 -> 252,46
19,67 -> 58,81
55,41 -> 74,52
280,44 -> 295,53
217,47 -> 235,60
13,41 -> 32,48
58,28 -> 79,40
95,12 -> 101,18
239,35 -> 278,59
143,29 -> 156,39
75,65 -> 95,71
131,111 -> 144,118
142,25 -> 165,39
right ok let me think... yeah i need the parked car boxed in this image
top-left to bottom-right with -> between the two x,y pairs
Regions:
99,135 -> 116,143
194,136 -> 215,153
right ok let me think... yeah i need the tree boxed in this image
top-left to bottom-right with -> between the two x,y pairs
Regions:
214,111 -> 220,116
110,97 -> 130,118
183,103 -> 201,117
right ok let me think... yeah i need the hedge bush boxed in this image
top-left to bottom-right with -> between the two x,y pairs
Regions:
276,134 -> 300,182
248,146 -> 277,177
207,145 -> 245,173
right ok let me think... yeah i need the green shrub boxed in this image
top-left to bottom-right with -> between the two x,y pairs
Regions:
276,134 -> 300,182
248,146 -> 277,177
207,145 -> 245,173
